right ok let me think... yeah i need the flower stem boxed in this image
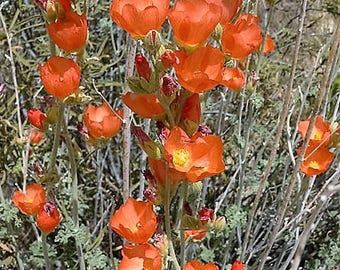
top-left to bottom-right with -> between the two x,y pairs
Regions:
179,181 -> 188,268
62,110 -> 86,270
164,163 -> 181,270
47,101 -> 64,178
42,233 -> 51,270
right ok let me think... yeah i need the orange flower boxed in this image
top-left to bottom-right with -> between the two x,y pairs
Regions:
27,109 -> 48,130
230,261 -> 245,270
83,102 -> 123,139
164,127 -> 225,182
110,0 -> 170,38
221,67 -> 245,90
298,116 -> 331,147
174,46 -> 224,93
39,56 -> 81,99
221,14 -> 263,59
12,183 -> 46,215
148,157 -> 185,186
184,229 -> 207,241
263,35 -> 275,55
184,260 -> 219,270
110,198 -> 157,243
36,202 -> 61,233
118,243 -> 162,270
123,92 -> 165,119
30,130 -> 44,144
207,0 -> 242,25
168,0 -> 221,50
47,10 -> 87,52
298,145 -> 334,177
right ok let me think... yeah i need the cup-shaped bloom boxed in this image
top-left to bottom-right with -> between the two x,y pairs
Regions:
30,130 -> 44,144
221,14 -> 263,59
263,35 -> 275,55
174,46 -> 224,93
12,183 -> 46,215
110,198 -> 157,243
298,145 -> 334,177
118,243 -> 162,270
168,0 -> 221,50
47,10 -> 87,52
83,102 -> 123,139
221,67 -> 245,91
36,202 -> 61,233
184,260 -> 219,270
164,127 -> 225,182
110,0 -> 170,38
231,261 -> 245,270
27,109 -> 48,130
39,56 -> 81,99
298,116 -> 331,147
206,0 -> 242,25
123,92 -> 165,119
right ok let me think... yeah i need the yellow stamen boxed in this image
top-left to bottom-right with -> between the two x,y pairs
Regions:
173,149 -> 190,167
314,132 -> 322,140
309,161 -> 320,170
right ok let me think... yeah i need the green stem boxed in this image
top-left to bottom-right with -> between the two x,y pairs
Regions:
179,181 -> 188,269
62,110 -> 86,270
164,163 -> 181,270
47,101 -> 64,177
42,233 -> 51,270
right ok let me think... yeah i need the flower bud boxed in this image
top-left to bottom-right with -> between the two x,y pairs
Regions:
213,216 -> 227,232
28,109 -> 48,130
162,74 -> 176,96
198,207 -> 215,225
144,30 -> 162,52
46,105 -> 59,125
160,50 -> 178,68
30,131 -> 44,144
131,126 -> 163,159
135,53 -> 151,81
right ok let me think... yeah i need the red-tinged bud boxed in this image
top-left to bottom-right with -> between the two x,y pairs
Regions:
33,162 -> 45,178
135,53 -> 151,81
131,126 -> 163,159
30,130 -> 44,144
198,207 -> 214,225
143,187 -> 158,204
198,125 -> 212,136
162,74 -> 176,96
156,121 -> 168,143
184,201 -> 193,216
28,109 -> 48,130
144,30 -> 162,51
160,50 -> 178,68
250,70 -> 259,87
77,122 -> 88,136
34,0 -> 47,10
143,169 -> 157,187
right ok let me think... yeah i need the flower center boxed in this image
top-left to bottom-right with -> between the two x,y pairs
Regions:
173,149 -> 190,167
309,161 -> 320,170
313,132 -> 322,140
